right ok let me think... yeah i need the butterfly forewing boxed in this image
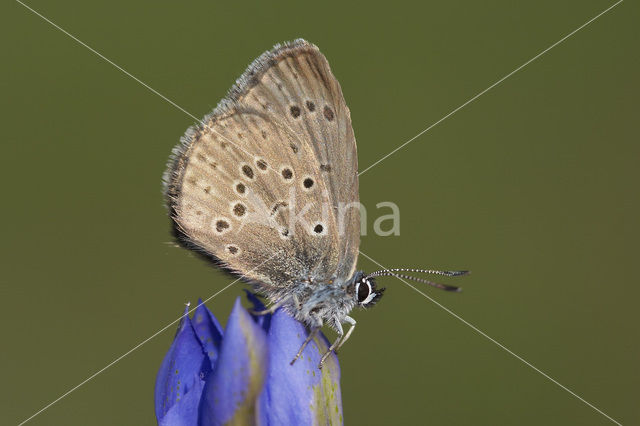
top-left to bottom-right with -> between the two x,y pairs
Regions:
165,39 -> 360,289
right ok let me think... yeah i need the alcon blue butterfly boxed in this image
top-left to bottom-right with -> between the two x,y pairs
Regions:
163,39 -> 467,368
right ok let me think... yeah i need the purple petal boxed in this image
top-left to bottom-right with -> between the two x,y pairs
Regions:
198,298 -> 268,425
155,305 -> 209,424
192,298 -> 224,368
244,290 -> 271,331
259,308 -> 343,425
158,374 -> 204,426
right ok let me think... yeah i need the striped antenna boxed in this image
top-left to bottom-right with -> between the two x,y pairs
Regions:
365,268 -> 469,292
366,268 -> 469,278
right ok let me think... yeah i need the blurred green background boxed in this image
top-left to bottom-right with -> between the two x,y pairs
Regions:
2,0 -> 638,424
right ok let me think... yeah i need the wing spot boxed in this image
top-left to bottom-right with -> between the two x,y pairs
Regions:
242,165 -> 254,179
226,245 -> 239,255
281,168 -> 293,180
219,140 -> 228,149
204,186 -> 211,194
323,105 -> 335,121
313,223 -> 325,234
215,220 -> 230,233
256,159 -> 268,171
235,183 -> 246,194
306,101 -> 316,112
303,178 -> 314,189
290,143 -> 299,154
233,203 -> 246,217
280,228 -> 290,239
320,164 -> 332,172
209,162 -> 217,169
261,130 -> 267,139
290,105 -> 301,118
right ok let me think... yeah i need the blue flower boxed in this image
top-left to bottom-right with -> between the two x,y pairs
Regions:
155,294 -> 343,425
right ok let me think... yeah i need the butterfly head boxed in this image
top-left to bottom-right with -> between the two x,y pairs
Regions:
351,272 -> 385,308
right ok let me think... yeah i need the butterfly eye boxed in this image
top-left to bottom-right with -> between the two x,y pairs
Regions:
356,279 -> 373,305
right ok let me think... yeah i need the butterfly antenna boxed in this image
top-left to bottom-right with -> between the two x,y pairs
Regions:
365,271 -> 465,292
367,268 -> 469,278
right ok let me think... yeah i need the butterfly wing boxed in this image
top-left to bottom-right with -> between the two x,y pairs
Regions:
164,39 -> 360,290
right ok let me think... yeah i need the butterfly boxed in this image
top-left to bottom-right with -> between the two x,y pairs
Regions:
164,39 -> 467,368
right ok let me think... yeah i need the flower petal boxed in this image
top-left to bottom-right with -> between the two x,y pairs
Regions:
158,373 -> 204,426
198,298 -> 268,426
192,298 -> 224,368
155,305 -> 210,424
244,290 -> 271,331
259,308 -> 343,425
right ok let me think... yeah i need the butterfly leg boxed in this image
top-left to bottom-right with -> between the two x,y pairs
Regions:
249,298 -> 286,316
334,316 -> 356,354
318,322 -> 344,369
293,294 -> 302,310
290,326 -> 320,365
